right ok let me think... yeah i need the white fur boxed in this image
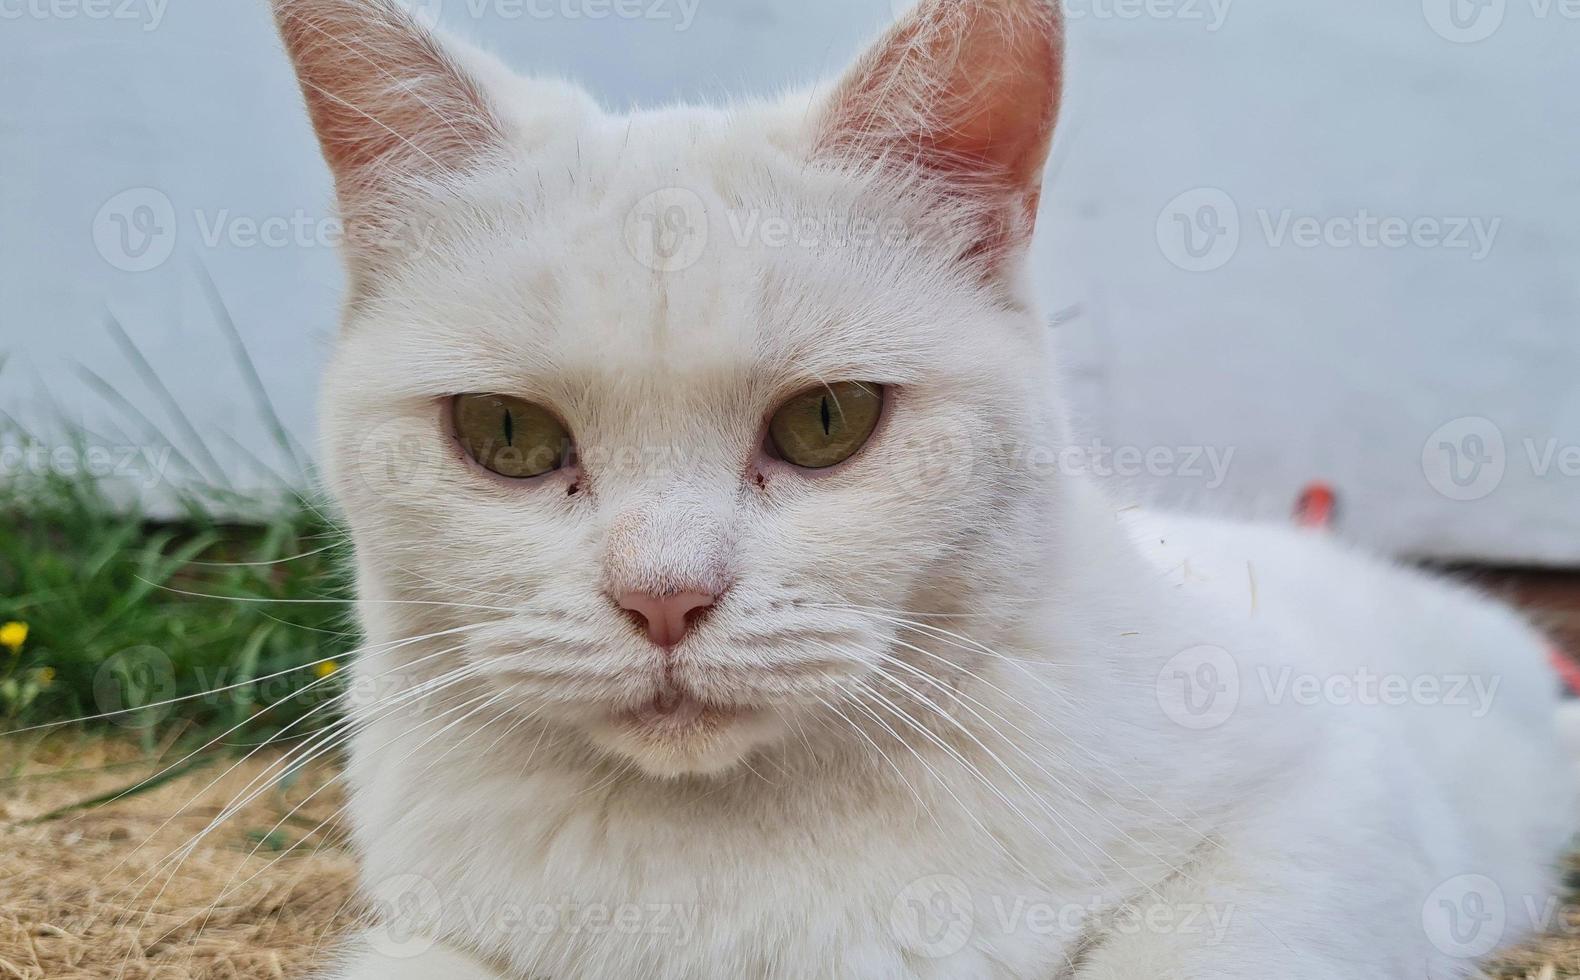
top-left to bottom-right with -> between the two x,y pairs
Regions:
280,1 -> 1577,976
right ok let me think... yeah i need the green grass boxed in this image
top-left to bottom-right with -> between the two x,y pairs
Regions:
0,275 -> 358,769
0,467 -> 354,753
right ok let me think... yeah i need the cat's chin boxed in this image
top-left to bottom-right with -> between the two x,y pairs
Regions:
582,695 -> 781,779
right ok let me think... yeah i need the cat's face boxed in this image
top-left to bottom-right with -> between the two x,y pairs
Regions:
285,0 -> 1065,776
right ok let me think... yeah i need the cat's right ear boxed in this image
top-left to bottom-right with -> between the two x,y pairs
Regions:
272,0 -> 506,274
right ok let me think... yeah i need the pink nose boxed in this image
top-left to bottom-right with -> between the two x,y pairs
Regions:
616,590 -> 718,649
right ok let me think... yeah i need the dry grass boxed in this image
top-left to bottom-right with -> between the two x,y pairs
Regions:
0,737 -> 357,979
0,735 -> 1575,979
1488,892 -> 1580,980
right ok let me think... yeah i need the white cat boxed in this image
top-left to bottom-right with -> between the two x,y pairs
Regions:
271,0 -> 1577,976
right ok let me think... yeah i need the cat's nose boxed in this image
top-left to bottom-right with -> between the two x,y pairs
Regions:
616,589 -> 718,650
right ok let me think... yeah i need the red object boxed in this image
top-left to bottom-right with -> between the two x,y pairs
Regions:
1551,647 -> 1580,697
1286,481 -> 1580,699
1294,482 -> 1337,529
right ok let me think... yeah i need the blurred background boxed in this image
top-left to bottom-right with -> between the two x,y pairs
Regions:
1,2 -> 1578,975
3,0 -> 1578,565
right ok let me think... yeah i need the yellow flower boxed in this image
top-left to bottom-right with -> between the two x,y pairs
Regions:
35,666 -> 55,687
0,621 -> 26,655
314,660 -> 340,679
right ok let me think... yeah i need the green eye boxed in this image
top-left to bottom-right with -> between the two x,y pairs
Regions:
768,382 -> 883,469
453,394 -> 572,478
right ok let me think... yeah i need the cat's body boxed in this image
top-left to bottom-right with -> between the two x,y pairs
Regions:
268,0 -> 1577,976
331,505 -> 1572,980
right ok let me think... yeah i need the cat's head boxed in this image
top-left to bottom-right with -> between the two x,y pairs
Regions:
278,0 -> 1067,777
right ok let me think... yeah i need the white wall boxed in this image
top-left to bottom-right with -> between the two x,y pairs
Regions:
2,0 -> 1576,563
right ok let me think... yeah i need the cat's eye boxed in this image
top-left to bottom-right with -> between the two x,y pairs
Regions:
453,394 -> 572,479
767,382 -> 883,470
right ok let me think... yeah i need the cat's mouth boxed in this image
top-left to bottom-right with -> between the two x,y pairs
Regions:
617,685 -> 749,737
581,678 -> 785,776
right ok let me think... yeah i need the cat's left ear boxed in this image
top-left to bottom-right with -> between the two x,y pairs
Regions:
817,0 -> 1064,274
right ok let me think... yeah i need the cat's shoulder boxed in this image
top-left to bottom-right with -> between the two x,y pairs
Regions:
1120,506 -> 1412,597
1119,508 -> 1553,688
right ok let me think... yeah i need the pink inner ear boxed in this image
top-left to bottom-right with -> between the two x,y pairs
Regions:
912,3 -> 1062,188
818,0 -> 1064,251
274,0 -> 503,199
